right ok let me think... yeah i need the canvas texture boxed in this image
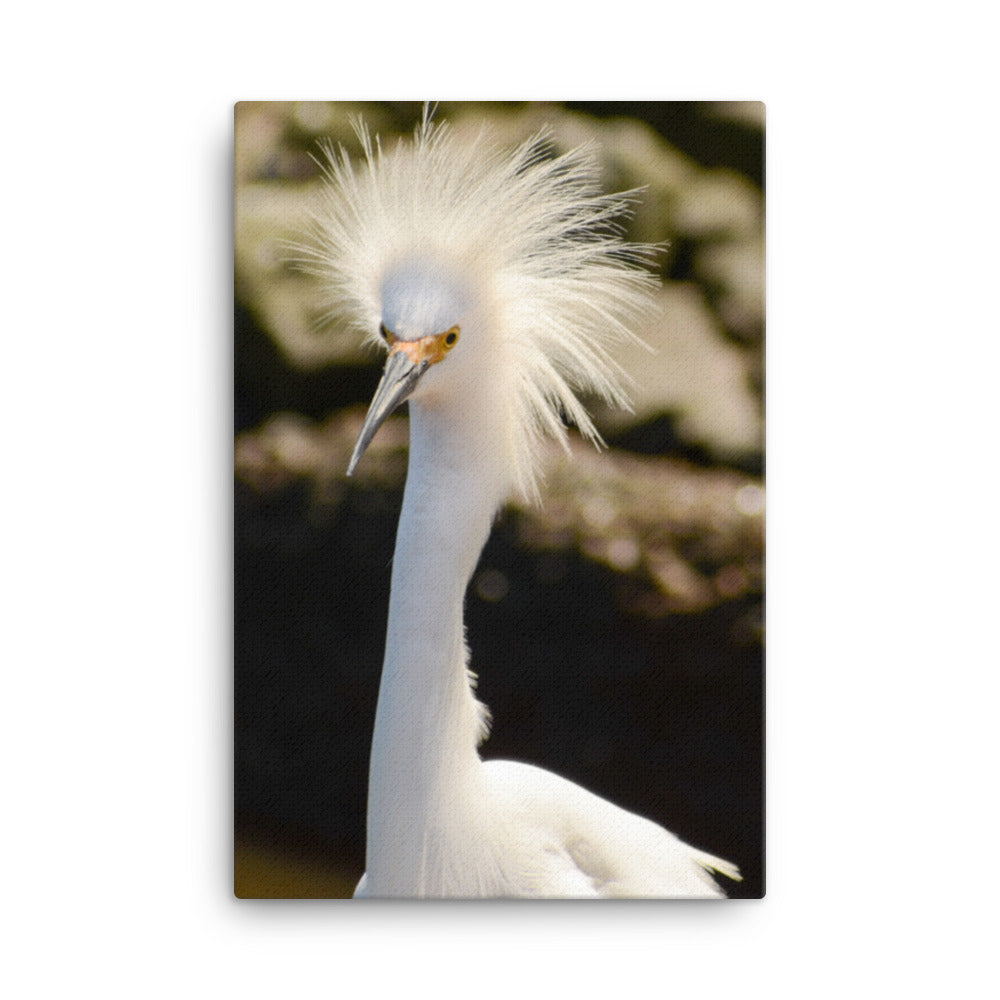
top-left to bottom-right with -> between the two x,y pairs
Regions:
234,101 -> 764,899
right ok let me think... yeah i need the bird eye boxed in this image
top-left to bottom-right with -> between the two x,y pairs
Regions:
379,322 -> 389,340
444,327 -> 460,349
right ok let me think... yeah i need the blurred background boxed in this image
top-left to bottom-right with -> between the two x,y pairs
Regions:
234,101 -> 764,898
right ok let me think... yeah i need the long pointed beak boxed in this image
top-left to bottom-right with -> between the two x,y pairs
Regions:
347,349 -> 429,475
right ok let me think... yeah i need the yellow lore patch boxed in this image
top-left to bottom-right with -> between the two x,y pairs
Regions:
382,325 -> 460,366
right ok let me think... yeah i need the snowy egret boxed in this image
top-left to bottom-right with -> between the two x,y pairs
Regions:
304,108 -> 740,898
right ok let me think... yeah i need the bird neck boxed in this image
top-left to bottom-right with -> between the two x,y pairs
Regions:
365,396 -> 509,885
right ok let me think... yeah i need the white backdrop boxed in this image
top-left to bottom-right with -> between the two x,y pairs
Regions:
3,3 -> 996,996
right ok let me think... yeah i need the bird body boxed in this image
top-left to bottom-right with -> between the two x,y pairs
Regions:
358,759 -> 738,898
302,108 -> 740,898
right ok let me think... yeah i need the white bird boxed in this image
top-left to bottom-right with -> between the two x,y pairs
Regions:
302,108 -> 741,898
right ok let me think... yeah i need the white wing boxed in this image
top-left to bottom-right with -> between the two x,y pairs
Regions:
484,759 -> 740,898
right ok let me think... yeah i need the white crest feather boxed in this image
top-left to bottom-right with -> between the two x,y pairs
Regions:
297,108 -> 660,499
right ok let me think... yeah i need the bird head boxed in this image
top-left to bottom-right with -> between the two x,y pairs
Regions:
347,258 -> 478,474
299,108 -> 659,500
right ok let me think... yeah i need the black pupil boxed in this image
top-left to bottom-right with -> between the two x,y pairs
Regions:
446,332 -> 457,345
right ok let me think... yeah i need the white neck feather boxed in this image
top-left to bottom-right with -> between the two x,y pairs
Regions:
364,388 -> 510,893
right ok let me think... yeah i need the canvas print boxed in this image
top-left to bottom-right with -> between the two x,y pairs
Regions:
234,101 -> 764,898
